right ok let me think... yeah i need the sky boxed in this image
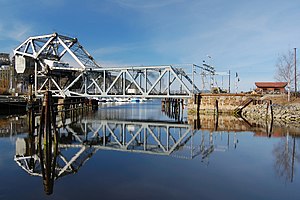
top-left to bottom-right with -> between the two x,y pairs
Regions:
0,0 -> 300,91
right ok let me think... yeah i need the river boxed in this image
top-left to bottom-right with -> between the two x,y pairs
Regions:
0,100 -> 299,200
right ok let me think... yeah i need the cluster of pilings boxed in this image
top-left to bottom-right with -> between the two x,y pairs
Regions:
57,98 -> 90,124
38,91 -> 58,195
161,98 -> 184,121
27,96 -> 90,134
26,91 -> 93,195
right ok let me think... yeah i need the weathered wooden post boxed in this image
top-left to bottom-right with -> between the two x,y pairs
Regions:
214,99 -> 219,131
161,99 -> 165,111
196,94 -> 201,115
91,98 -> 98,111
27,74 -> 35,136
215,99 -> 219,114
38,91 -> 58,195
57,98 -> 65,126
166,98 -> 170,116
268,100 -> 273,136
269,100 -> 273,120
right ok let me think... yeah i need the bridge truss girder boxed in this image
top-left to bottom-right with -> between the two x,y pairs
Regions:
28,64 -> 199,99
13,32 -> 100,70
13,33 -> 202,98
42,65 -> 196,98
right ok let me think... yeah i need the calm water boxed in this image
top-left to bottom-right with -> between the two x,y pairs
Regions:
0,100 -> 300,200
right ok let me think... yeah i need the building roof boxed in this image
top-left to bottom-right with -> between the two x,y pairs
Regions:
255,82 -> 288,88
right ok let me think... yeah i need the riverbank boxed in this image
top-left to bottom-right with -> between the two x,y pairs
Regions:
186,93 -> 300,130
187,93 -> 262,114
241,94 -> 300,128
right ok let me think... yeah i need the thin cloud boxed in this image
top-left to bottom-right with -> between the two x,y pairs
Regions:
0,20 -> 33,54
91,42 -> 150,61
0,0 -> 299,92
93,46 -> 132,55
113,0 -> 184,9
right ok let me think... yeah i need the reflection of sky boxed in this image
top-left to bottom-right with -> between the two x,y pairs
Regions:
51,133 -> 300,200
95,100 -> 177,122
0,138 -> 17,169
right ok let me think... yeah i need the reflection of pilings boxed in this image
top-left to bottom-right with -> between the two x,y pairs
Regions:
214,113 -> 219,131
38,91 -> 58,195
27,103 -> 35,136
193,94 -> 201,129
195,94 -> 201,115
194,113 -> 201,130
27,83 -> 35,136
265,100 -> 274,136
162,98 -> 184,121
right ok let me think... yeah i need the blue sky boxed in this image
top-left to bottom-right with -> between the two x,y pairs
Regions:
1,0 -> 300,91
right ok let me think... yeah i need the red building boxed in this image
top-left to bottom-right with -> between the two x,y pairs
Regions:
255,82 -> 287,94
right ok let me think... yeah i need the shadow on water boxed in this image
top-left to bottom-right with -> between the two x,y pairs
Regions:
2,100 -> 299,195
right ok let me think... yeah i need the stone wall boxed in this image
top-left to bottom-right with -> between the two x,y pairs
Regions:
242,102 -> 300,126
188,93 -> 261,114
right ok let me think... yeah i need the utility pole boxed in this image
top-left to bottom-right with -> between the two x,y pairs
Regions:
294,48 -> 297,97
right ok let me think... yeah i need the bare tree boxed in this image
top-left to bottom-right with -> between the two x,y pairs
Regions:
274,50 -> 298,91
273,137 -> 293,182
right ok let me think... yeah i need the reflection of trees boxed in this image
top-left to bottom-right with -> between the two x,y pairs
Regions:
297,139 -> 300,157
273,136 -> 300,182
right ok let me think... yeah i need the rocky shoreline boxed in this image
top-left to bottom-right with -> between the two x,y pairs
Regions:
241,102 -> 300,128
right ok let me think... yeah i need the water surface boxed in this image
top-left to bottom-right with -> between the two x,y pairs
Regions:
0,100 -> 300,200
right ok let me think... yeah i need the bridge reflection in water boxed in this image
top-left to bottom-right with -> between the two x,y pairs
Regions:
14,114 -> 239,195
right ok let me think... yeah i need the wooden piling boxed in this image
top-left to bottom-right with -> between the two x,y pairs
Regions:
196,94 -> 201,115
215,99 -> 219,114
38,91 -> 58,195
27,83 -> 35,135
91,99 -> 99,110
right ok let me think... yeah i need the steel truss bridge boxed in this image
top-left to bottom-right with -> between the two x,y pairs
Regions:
13,33 -> 221,99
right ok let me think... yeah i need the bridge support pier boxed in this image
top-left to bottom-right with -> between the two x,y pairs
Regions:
162,98 -> 184,121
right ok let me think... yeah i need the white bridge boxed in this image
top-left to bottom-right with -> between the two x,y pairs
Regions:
13,33 -> 223,99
